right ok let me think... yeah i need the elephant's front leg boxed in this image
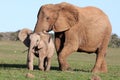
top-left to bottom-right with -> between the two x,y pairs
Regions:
58,30 -> 79,71
58,44 -> 78,71
27,52 -> 34,70
55,33 -> 65,70
55,32 -> 65,54
38,54 -> 45,71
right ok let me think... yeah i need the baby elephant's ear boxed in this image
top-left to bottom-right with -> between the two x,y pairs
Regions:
18,28 -> 32,47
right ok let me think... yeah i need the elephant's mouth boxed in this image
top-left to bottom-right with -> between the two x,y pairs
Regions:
33,47 -> 39,57
34,52 -> 39,57
33,46 -> 43,57
33,46 -> 40,51
47,25 -> 54,32
42,28 -> 51,33
47,27 -> 52,32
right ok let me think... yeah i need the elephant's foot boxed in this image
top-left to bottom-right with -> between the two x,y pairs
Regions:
45,69 -> 50,71
92,69 -> 107,73
99,68 -> 107,73
100,60 -> 108,73
38,67 -> 45,71
60,63 -> 71,71
92,67 -> 100,73
28,67 -> 33,70
100,65 -> 107,73
92,66 -> 107,73
27,63 -> 33,70
45,66 -> 51,71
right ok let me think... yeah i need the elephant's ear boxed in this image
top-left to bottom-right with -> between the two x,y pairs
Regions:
54,2 -> 79,32
18,28 -> 32,47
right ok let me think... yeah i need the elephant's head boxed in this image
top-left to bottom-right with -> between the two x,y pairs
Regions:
34,2 -> 79,33
18,28 -> 40,48
18,28 -> 51,49
29,33 -> 41,49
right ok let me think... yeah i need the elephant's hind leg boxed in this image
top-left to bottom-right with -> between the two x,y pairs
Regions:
38,56 -> 45,71
92,36 -> 110,73
100,58 -> 107,73
92,51 -> 107,73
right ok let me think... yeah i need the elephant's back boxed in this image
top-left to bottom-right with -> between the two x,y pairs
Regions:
77,6 -> 112,52
80,6 -> 106,16
78,6 -> 111,30
77,6 -> 109,23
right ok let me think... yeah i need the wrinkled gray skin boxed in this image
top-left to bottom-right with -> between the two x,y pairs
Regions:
18,29 -> 55,71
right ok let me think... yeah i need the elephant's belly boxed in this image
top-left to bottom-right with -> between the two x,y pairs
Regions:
78,43 -> 101,53
78,39 -> 102,53
78,47 -> 97,53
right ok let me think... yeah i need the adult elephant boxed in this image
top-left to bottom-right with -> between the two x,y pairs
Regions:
34,2 -> 112,73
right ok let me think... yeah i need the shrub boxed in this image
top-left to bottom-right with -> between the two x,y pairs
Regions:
108,34 -> 120,48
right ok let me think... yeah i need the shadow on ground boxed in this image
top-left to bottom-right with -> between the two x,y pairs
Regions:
73,68 -> 90,72
0,63 -> 90,72
0,63 -> 27,69
0,63 -> 59,71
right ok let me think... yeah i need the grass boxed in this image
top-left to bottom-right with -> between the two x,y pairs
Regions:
0,41 -> 120,80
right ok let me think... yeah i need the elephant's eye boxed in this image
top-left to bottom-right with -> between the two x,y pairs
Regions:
37,40 -> 39,42
46,17 -> 50,20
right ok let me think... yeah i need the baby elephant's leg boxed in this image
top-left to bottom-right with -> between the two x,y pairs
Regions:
38,55 -> 45,71
27,52 -> 34,70
45,57 -> 51,71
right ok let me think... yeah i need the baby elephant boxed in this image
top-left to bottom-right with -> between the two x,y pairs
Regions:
18,28 -> 55,71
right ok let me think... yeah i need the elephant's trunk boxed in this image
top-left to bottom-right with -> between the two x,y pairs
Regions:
29,41 -> 35,54
34,19 -> 43,33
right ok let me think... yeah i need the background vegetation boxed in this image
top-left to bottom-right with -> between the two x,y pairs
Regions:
0,31 -> 120,48
108,34 -> 120,48
0,31 -> 19,41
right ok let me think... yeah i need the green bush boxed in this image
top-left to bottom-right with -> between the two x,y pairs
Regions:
0,30 -> 19,41
109,34 -> 120,48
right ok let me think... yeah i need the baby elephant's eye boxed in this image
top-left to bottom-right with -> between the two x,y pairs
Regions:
37,40 -> 39,42
46,17 -> 50,20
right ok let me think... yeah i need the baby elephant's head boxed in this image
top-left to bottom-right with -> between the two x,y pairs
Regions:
18,28 -> 41,48
29,33 -> 41,48
18,28 -> 51,49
